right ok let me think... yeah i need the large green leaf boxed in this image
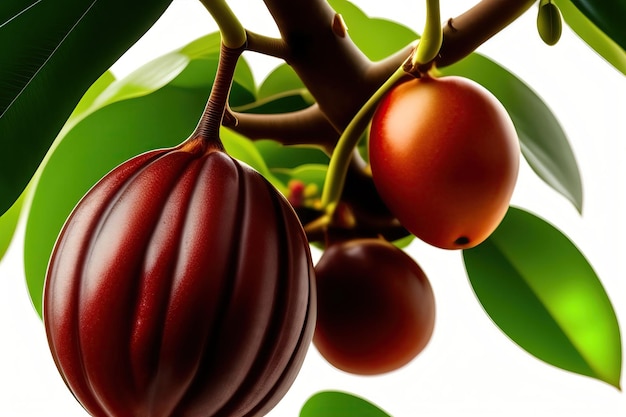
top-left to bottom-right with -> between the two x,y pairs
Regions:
463,207 -> 622,388
300,391 -> 391,417
328,0 -> 417,60
554,0 -> 626,75
441,54 -> 583,213
569,0 -> 626,51
86,34 -> 220,113
0,0 -> 174,217
91,32 -> 254,112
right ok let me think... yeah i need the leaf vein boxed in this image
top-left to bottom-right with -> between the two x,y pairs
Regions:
0,0 -> 99,120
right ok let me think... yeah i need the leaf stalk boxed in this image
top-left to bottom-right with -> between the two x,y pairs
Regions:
412,0 -> 443,68
320,65 -> 407,217
199,0 -> 246,48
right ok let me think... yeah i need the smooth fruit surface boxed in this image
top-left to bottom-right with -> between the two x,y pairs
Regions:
313,238 -> 435,375
369,75 -> 520,249
43,141 -> 316,417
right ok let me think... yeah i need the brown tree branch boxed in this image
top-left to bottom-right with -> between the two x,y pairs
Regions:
262,0 -> 379,130
245,30 -> 289,60
437,0 -> 537,67
233,0 -> 538,140
224,104 -> 339,151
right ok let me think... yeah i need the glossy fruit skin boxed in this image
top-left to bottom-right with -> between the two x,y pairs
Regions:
313,238 -> 435,375
369,75 -> 520,249
43,141 -> 316,417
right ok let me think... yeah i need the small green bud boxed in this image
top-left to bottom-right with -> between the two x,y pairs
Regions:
537,0 -> 563,46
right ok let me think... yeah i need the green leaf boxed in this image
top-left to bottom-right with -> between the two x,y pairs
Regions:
440,54 -> 583,213
233,92 -> 313,115
0,189 -> 25,262
92,32 -> 255,111
233,54 -> 257,97
300,391 -> 391,417
170,32 -> 257,104
463,207 -> 622,388
568,0 -> 626,51
255,140 -> 330,169
553,0 -> 626,75
283,164 -> 328,191
220,128 -> 287,195
258,64 -> 306,99
230,64 -> 313,115
93,54 -> 193,107
328,0 -> 417,60
70,71 -> 117,120
169,55 -> 255,107
0,0 -> 173,217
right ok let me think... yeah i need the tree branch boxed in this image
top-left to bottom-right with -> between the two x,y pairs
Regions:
245,30 -> 289,60
437,0 -> 537,67
224,105 -> 339,150
242,0 -> 538,138
262,0 -> 378,130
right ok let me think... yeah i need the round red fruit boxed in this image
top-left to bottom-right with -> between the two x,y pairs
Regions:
369,75 -> 520,249
313,238 -> 435,375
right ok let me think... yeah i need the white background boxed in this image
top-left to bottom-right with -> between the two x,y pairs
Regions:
1,0 -> 625,416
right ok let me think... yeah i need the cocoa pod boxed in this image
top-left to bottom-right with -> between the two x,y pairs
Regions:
43,141 -> 316,417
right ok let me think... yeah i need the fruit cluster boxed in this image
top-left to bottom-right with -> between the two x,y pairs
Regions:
41,0 -> 521,413
313,72 -> 519,374
43,67 -> 519,416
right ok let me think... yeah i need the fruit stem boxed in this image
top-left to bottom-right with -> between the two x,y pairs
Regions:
411,0 -> 442,69
320,65 -> 408,217
193,43 -> 245,148
198,0 -> 246,49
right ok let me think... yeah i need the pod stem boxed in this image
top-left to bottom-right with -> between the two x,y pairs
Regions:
189,0 -> 247,150
194,43 -> 245,149
320,65 -> 407,217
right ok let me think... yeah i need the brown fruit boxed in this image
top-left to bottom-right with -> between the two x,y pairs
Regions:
313,238 -> 435,375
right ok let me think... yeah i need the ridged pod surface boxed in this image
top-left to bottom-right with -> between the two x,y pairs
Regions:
43,139 -> 316,417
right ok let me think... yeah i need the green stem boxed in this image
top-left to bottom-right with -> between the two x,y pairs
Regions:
321,65 -> 407,216
412,0 -> 443,66
199,0 -> 246,48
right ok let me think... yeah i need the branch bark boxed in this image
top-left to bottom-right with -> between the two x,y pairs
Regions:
229,0 -> 537,143
437,0 -> 537,67
262,0 -> 380,131
224,105 -> 339,151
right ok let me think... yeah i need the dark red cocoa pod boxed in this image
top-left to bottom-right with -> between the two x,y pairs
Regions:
43,140 -> 316,417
